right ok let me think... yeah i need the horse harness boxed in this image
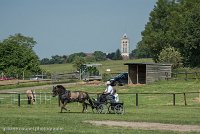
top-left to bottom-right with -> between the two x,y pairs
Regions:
60,90 -> 70,103
60,90 -> 85,103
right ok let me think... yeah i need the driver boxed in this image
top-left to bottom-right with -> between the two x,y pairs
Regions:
103,81 -> 114,95
99,81 -> 113,102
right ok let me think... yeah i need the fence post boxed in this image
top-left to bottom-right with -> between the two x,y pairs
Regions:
183,93 -> 187,106
136,93 -> 139,107
165,72 -> 169,80
18,94 -> 20,107
185,71 -> 188,81
173,93 -> 176,106
195,72 -> 197,80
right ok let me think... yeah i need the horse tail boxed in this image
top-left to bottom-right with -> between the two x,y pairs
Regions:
86,92 -> 95,109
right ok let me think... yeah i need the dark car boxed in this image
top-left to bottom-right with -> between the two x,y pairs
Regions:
109,72 -> 128,86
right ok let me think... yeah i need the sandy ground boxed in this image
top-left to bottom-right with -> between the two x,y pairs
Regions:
84,120 -> 200,132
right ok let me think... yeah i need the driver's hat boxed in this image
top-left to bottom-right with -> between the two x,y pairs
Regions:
106,81 -> 111,85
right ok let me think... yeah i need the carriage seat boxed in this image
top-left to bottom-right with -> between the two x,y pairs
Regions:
98,94 -> 115,103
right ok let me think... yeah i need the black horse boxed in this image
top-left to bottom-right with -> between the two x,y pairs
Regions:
52,85 -> 94,113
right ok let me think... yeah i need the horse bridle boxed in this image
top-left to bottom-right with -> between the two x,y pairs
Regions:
53,86 -> 59,96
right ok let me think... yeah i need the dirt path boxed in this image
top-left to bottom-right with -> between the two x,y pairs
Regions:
0,81 -> 103,93
84,121 -> 200,132
0,83 -> 78,93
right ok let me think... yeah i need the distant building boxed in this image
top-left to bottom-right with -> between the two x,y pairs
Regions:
121,33 -> 130,59
124,63 -> 172,84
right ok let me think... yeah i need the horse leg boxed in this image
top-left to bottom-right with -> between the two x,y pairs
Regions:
27,97 -> 31,105
60,107 -> 63,113
61,102 -> 69,113
61,105 -> 67,113
61,103 -> 66,113
82,102 -> 88,113
31,98 -> 34,105
82,103 -> 85,113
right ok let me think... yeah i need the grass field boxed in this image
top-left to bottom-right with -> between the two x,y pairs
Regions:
40,58 -> 153,73
0,80 -> 200,134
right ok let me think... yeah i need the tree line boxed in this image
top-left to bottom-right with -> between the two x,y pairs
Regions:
136,0 -> 200,67
40,49 -> 125,65
0,34 -> 127,77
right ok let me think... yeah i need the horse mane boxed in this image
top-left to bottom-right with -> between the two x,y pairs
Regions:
56,85 -> 66,90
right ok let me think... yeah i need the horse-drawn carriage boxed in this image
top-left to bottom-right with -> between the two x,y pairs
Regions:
91,94 -> 124,114
52,85 -> 124,114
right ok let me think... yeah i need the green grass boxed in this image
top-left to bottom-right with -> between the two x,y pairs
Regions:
0,80 -> 200,134
41,58 -> 153,73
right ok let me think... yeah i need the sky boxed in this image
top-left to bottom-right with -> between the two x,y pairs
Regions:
0,0 -> 157,59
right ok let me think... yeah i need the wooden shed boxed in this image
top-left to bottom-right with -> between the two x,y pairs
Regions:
124,63 -> 172,84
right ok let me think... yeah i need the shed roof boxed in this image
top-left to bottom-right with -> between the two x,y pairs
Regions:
82,63 -> 102,67
124,62 -> 172,66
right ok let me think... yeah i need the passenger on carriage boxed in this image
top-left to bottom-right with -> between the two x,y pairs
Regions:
112,89 -> 119,103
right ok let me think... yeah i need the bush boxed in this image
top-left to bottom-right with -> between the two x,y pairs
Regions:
158,47 -> 182,69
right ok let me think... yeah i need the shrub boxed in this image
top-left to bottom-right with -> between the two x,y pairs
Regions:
158,47 -> 182,69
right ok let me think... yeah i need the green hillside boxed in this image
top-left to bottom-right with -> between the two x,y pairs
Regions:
41,58 -> 153,74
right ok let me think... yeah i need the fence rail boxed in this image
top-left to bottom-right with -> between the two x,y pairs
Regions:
171,72 -> 200,80
0,91 -> 199,107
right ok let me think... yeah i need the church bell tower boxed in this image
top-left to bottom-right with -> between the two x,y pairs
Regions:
121,33 -> 130,59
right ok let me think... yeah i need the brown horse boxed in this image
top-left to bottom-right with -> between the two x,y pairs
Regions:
52,85 -> 94,113
26,89 -> 35,104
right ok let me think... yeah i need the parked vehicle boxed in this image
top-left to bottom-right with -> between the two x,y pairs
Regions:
0,77 -> 14,81
109,72 -> 128,86
30,75 -> 46,80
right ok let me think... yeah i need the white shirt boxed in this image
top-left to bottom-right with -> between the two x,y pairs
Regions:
104,85 -> 113,94
114,93 -> 119,102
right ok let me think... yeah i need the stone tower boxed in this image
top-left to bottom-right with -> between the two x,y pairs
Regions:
121,33 -> 130,59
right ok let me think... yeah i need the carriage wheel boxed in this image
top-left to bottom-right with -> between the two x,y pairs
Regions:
114,104 -> 124,114
97,104 -> 108,114
108,105 -> 115,113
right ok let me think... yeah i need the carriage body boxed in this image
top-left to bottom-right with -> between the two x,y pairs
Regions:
92,94 -> 124,114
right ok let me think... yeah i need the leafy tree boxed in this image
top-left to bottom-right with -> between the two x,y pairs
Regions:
158,47 -> 182,69
135,41 -> 152,58
40,58 -> 50,65
138,0 -> 200,67
93,51 -> 106,61
85,56 -> 96,62
67,52 -> 86,63
49,55 -> 64,64
139,0 -> 176,62
129,49 -> 136,59
106,52 -> 115,60
40,55 -> 68,64
72,56 -> 86,71
177,0 -> 200,67
113,49 -> 123,60
63,55 -> 68,64
3,33 -> 36,49
0,33 -> 41,77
